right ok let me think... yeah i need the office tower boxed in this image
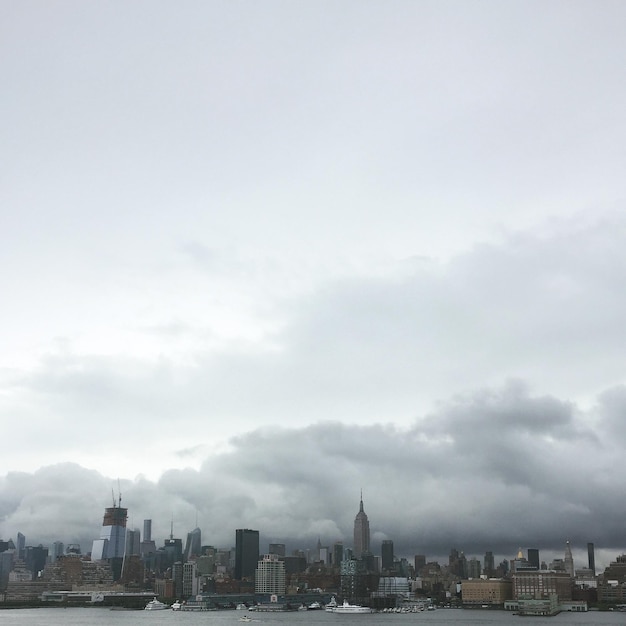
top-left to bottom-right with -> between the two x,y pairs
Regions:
381,540 -> 394,571
184,527 -> 202,561
91,495 -> 128,561
143,519 -> 152,542
564,541 -> 575,577
126,528 -> 141,556
527,548 -> 540,570
25,545 -> 48,579
51,541 -> 64,563
269,543 -> 285,557
588,543 -> 595,575
235,529 -> 259,580
255,553 -> 286,594
333,542 -> 344,567
483,551 -> 495,576
414,554 -> 426,574
467,557 -> 481,579
353,492 -> 370,558
16,532 -> 25,560
319,546 -> 329,564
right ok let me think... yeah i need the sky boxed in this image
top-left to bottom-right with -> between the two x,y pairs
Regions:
1,0 -> 626,570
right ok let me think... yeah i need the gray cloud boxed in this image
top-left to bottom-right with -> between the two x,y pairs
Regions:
2,383 -> 625,572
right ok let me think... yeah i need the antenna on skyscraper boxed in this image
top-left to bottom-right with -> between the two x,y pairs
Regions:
117,478 -> 122,508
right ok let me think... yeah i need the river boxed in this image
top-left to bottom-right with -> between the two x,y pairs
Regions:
0,607 -> 625,626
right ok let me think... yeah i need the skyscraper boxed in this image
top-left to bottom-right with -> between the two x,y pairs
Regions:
353,493 -> 370,558
588,542 -> 595,575
235,529 -> 259,580
381,540 -> 394,571
564,541 -> 575,577
184,527 -> 202,561
255,553 -> 286,594
91,496 -> 128,561
527,548 -> 540,570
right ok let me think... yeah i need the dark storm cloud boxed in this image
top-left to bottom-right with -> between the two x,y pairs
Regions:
2,383 -> 625,570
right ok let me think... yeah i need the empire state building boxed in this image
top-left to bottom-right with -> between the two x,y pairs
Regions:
353,493 -> 370,557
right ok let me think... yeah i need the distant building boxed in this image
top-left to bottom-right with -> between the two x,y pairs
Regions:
414,554 -> 426,574
235,529 -> 259,581
268,543 -> 285,557
126,529 -> 141,557
183,560 -> 200,597
353,493 -> 370,558
513,570 -> 572,602
467,557 -> 481,579
91,497 -> 128,565
255,554 -> 286,594
587,543 -> 595,575
462,578 -> 512,606
16,532 -> 25,561
333,542 -> 344,567
184,527 -> 202,561
527,548 -> 540,570
381,540 -> 394,572
564,541 -> 575,577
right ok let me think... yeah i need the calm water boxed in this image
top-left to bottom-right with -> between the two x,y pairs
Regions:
1,608 -> 625,626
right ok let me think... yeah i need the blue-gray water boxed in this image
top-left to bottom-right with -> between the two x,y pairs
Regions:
1,608 -> 625,626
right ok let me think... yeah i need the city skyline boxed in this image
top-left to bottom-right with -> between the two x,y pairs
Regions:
2,0 -> 626,580
0,491 -> 617,575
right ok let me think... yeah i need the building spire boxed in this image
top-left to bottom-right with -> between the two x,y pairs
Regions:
359,489 -> 364,513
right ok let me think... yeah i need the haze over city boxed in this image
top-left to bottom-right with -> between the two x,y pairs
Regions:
2,0 -> 626,570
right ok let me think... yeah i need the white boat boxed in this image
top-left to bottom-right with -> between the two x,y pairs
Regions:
239,616 -> 252,622
327,599 -> 374,614
325,596 -> 338,611
171,600 -> 183,611
308,601 -> 322,610
236,603 -> 248,610
144,597 -> 169,610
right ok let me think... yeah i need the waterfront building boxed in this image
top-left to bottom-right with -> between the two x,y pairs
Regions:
513,570 -> 572,602
353,493 -> 370,558
183,560 -> 200,597
598,554 -> 626,604
255,553 -> 286,594
235,529 -> 259,581
461,578 -> 512,606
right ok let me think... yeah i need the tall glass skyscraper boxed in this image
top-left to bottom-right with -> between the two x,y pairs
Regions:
235,529 -> 259,580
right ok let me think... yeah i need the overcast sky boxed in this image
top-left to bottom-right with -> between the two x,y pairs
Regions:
2,0 -> 626,570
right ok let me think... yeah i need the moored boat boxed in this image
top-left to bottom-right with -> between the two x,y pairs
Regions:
144,597 -> 169,610
327,599 -> 374,614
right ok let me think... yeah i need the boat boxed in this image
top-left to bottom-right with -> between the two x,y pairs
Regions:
308,601 -> 322,610
144,597 -> 169,610
236,603 -> 248,610
327,599 -> 374,614
171,600 -> 183,611
239,616 -> 252,622
325,596 -> 338,611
